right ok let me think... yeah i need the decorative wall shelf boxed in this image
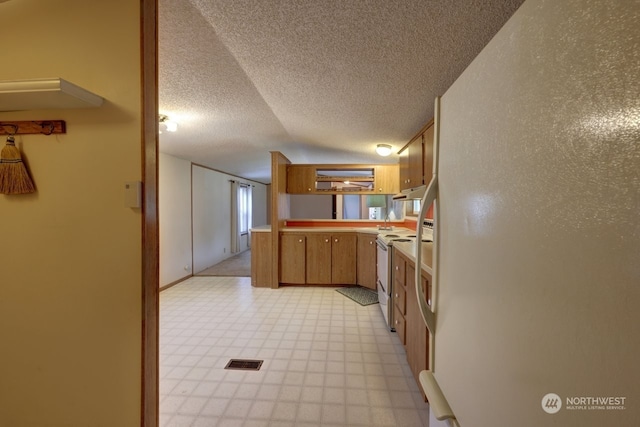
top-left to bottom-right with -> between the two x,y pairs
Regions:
0,120 -> 66,135
0,78 -> 104,112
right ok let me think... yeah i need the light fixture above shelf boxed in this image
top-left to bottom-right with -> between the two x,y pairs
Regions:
0,78 -> 104,112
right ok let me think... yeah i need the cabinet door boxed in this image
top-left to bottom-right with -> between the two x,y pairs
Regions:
407,134 -> 424,188
393,303 -> 406,345
331,234 -> 357,284
399,150 -> 410,190
356,234 -> 377,290
406,263 -> 429,384
251,232 -> 272,288
423,124 -> 434,183
306,234 -> 332,284
374,165 -> 399,194
286,165 -> 316,194
393,248 -> 406,285
280,234 -> 306,284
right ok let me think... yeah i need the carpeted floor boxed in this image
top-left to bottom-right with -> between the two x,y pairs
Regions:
196,250 -> 251,277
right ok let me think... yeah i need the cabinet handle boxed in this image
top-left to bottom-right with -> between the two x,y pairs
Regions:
307,188 -> 311,192
325,239 -> 329,243
395,293 -> 399,298
298,239 -> 303,243
334,238 -> 338,242
378,188 -> 382,192
395,320 -> 399,325
395,266 -> 399,270
369,241 -> 373,245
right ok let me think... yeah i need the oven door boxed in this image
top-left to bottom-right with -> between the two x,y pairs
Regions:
376,239 -> 389,292
376,239 -> 393,329
377,279 -> 390,326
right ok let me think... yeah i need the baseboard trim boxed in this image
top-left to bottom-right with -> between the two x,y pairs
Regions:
160,274 -> 193,292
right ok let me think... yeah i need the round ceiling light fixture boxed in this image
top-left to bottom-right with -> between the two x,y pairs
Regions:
375,144 -> 393,156
159,114 -> 178,133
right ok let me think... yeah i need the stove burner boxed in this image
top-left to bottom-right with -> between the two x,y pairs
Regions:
393,238 -> 412,242
422,239 -> 433,243
406,235 -> 417,238
384,234 -> 400,238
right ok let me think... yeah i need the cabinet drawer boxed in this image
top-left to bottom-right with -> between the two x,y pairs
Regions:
393,305 -> 406,345
393,251 -> 405,282
394,283 -> 406,315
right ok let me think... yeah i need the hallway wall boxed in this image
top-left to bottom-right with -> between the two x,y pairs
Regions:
0,1 -> 145,425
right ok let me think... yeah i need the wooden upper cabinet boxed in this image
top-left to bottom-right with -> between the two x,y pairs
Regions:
399,150 -> 410,191
399,119 -> 435,191
286,165 -> 315,193
407,134 -> 424,188
399,135 -> 424,190
374,165 -> 399,194
286,164 -> 399,195
423,123 -> 434,183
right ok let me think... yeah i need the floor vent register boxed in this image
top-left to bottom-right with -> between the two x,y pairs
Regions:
224,359 -> 264,371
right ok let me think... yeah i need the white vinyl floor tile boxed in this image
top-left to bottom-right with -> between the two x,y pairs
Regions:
160,276 -> 429,426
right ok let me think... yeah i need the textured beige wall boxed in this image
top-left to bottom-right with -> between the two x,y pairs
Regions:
436,0 -> 639,425
0,1 -> 143,426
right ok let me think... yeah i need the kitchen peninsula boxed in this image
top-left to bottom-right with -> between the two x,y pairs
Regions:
251,222 -> 411,288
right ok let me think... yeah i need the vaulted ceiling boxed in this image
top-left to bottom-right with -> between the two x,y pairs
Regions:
159,0 -> 525,183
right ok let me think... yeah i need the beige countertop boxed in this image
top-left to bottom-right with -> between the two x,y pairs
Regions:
251,225 -> 414,235
392,240 -> 434,275
281,226 -> 413,235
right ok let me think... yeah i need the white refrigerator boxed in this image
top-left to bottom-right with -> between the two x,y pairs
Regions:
423,0 -> 640,426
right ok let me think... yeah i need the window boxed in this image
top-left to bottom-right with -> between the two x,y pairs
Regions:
405,199 -> 421,217
239,184 -> 250,234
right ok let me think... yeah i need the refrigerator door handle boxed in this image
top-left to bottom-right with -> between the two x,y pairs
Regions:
416,96 -> 440,338
415,96 -> 457,424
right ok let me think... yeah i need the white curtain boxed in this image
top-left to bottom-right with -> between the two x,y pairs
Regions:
246,185 -> 252,249
231,181 -> 252,253
230,181 -> 240,253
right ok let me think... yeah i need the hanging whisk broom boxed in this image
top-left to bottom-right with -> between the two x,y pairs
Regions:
0,133 -> 35,195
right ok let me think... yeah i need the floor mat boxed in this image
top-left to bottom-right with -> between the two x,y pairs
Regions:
335,286 -> 379,306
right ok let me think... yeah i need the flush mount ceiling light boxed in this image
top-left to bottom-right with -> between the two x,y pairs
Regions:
158,114 -> 178,133
375,144 -> 393,156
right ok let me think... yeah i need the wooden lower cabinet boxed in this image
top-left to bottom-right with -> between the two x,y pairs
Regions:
330,234 -> 357,284
306,234 -> 332,284
406,263 -> 429,385
251,232 -> 272,287
280,233 -> 306,284
393,249 -> 430,386
357,233 -> 377,290
280,232 -> 357,285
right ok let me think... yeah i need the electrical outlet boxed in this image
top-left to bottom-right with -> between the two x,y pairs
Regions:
224,248 -> 226,253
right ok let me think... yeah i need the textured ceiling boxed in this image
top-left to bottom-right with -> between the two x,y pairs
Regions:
159,0 -> 525,183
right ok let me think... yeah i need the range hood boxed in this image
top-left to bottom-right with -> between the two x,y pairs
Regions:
392,184 -> 427,201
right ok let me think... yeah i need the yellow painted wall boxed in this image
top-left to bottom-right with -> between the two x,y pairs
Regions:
0,1 -> 144,426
